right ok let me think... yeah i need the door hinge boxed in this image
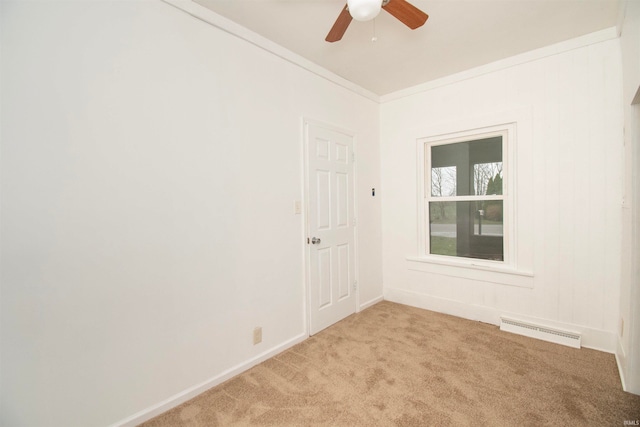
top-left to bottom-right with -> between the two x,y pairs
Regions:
352,152 -> 356,162
353,281 -> 358,291
352,218 -> 357,226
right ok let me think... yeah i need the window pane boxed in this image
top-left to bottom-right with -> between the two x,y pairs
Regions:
431,137 -> 502,196
474,163 -> 503,196
429,201 -> 503,261
431,166 -> 456,196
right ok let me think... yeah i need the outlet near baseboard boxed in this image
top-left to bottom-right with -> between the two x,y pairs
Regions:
253,327 -> 262,345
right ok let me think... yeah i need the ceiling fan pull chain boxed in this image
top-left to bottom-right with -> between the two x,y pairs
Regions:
372,18 -> 378,42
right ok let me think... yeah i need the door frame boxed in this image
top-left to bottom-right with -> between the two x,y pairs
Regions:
302,117 -> 360,336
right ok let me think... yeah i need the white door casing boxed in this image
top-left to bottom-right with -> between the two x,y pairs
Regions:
304,121 -> 357,335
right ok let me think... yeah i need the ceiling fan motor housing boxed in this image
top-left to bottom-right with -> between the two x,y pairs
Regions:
347,0 -> 382,21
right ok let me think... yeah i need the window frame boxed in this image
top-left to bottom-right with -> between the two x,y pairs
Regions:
417,123 -> 516,269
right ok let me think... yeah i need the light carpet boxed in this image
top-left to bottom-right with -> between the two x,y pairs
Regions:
141,301 -> 640,426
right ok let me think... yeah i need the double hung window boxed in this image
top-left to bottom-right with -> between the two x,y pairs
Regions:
424,130 -> 508,263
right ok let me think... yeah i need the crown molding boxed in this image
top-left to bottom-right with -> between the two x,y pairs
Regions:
161,0 -> 381,103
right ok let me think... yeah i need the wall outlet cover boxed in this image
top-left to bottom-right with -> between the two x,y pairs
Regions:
253,327 -> 262,345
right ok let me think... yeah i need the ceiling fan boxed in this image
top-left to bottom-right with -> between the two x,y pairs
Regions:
326,0 -> 429,42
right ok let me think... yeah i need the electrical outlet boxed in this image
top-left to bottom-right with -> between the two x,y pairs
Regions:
253,326 -> 262,345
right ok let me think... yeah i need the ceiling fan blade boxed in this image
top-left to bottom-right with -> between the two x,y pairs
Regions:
326,4 -> 353,42
382,0 -> 428,30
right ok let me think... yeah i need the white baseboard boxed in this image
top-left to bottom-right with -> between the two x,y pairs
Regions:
616,337 -> 628,392
360,294 -> 384,311
384,287 -> 617,353
110,332 -> 308,427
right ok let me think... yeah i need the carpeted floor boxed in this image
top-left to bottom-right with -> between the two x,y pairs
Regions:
141,301 -> 640,426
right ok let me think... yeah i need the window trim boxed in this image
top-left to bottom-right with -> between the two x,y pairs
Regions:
416,123 -> 517,269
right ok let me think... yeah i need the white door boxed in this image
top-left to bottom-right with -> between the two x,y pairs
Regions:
305,122 -> 356,335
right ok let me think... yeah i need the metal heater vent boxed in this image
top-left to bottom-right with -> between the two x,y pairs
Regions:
500,317 -> 581,349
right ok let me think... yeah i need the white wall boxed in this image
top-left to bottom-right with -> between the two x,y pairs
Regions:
380,33 -> 624,351
618,0 -> 640,395
0,1 -> 381,426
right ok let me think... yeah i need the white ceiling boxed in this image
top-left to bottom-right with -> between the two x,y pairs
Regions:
192,0 -> 621,96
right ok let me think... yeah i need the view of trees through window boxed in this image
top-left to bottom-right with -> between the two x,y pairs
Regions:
431,162 -> 502,198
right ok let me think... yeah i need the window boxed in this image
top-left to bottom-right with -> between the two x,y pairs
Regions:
423,130 -> 508,263
410,112 -> 534,287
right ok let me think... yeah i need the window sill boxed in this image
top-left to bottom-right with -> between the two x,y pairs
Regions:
406,256 -> 534,288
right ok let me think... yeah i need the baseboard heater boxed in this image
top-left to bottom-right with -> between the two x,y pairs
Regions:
499,316 -> 582,349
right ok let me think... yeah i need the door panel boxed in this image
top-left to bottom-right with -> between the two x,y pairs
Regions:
336,172 -> 349,227
337,243 -> 350,300
318,247 -> 332,308
306,122 -> 356,335
316,170 -> 331,230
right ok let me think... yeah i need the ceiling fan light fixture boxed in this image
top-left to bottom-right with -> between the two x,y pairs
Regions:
347,0 -> 381,21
